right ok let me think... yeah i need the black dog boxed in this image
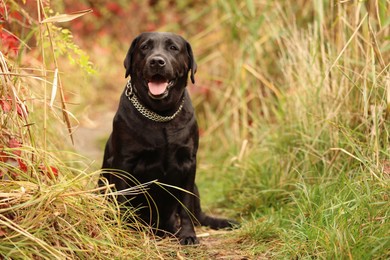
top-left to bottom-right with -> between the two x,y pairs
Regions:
100,32 -> 236,245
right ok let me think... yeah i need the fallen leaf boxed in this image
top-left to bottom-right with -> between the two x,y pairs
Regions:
40,9 -> 92,23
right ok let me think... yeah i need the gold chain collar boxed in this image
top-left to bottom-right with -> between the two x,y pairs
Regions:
125,80 -> 185,123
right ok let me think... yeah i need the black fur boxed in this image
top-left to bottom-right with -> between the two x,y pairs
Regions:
100,32 -> 237,245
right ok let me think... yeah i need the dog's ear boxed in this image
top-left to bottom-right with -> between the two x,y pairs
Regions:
124,36 -> 140,78
186,41 -> 197,84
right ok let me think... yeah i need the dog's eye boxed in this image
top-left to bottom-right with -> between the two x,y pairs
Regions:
140,44 -> 149,50
169,45 -> 179,51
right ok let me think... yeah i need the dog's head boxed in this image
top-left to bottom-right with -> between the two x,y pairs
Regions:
124,32 -> 197,112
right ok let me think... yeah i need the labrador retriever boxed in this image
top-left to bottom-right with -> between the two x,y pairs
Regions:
100,32 -> 236,245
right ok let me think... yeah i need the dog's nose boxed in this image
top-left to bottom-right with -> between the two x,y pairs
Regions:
149,57 -> 166,68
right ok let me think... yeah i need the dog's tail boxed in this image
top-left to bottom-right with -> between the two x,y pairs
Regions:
192,185 -> 239,230
196,211 -> 239,230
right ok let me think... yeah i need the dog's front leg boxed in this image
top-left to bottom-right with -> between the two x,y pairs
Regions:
177,166 -> 198,245
177,193 -> 198,245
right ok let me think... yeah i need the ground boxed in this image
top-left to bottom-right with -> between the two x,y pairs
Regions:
73,110 -> 114,164
194,229 -> 251,259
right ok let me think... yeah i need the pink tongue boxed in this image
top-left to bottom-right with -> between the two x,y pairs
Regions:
148,81 -> 168,95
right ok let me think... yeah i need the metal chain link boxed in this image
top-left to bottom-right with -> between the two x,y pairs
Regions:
125,80 -> 184,123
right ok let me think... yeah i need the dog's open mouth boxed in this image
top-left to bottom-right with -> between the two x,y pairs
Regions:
147,75 -> 175,100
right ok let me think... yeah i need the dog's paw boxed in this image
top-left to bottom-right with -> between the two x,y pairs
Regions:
179,235 -> 199,245
224,219 -> 240,229
213,218 -> 240,230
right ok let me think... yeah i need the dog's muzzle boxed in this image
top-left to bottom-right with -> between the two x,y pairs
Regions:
146,77 -> 175,100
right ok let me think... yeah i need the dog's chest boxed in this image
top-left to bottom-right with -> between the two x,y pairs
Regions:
131,124 -> 196,179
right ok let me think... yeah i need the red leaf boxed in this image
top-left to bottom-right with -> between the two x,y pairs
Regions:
17,159 -> 27,172
0,99 -> 11,112
0,97 -> 27,118
9,138 -> 21,148
0,31 -> 20,55
16,102 -> 27,118
39,165 -> 59,178
9,138 -> 22,157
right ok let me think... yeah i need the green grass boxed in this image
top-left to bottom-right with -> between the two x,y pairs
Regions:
1,0 -> 389,259
194,0 -> 390,258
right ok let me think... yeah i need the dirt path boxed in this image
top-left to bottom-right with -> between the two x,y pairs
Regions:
194,229 -> 250,259
73,111 -> 115,165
